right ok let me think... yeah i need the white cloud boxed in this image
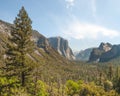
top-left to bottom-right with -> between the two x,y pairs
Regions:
91,0 -> 96,18
65,0 -> 75,9
62,20 -> 120,40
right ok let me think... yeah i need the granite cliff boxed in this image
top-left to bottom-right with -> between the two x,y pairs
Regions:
48,37 -> 75,60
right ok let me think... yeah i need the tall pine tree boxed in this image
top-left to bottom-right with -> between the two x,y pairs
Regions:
13,6 -> 34,87
13,6 -> 34,86
1,6 -> 34,90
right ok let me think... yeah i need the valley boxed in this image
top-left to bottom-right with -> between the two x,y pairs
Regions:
0,6 -> 120,96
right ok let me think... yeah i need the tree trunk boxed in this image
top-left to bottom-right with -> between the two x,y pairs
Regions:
21,71 -> 25,86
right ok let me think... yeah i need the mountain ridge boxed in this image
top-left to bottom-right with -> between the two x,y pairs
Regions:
1,19 -> 120,63
89,42 -> 120,62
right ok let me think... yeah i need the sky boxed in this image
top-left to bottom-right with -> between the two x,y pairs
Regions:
0,0 -> 120,51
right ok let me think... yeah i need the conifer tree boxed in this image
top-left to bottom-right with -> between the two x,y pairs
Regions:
1,6 -> 34,89
108,65 -> 113,80
12,6 -> 34,86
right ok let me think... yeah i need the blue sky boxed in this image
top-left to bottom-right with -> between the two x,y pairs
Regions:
1,0 -> 120,51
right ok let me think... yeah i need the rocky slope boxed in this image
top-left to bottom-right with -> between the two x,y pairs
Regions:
0,20 -> 50,52
32,30 -> 51,53
89,42 -> 120,62
0,19 -> 76,62
75,48 -> 93,61
0,20 -> 72,65
48,37 -> 75,60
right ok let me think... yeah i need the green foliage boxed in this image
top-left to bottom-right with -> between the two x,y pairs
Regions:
104,80 -> 113,92
66,80 -> 79,96
114,78 -> 120,94
0,77 -> 20,96
36,80 -> 48,96
65,80 -> 118,96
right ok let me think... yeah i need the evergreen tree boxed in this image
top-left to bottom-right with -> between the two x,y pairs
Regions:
13,6 -> 34,87
1,6 -> 34,93
108,65 -> 113,80
13,6 -> 34,86
116,66 -> 119,80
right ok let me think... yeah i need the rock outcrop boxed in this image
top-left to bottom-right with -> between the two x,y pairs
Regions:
100,45 -> 120,62
48,37 -> 75,60
32,30 -> 50,52
89,42 -> 120,62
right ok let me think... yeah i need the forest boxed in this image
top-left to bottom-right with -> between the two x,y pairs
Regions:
0,6 -> 120,96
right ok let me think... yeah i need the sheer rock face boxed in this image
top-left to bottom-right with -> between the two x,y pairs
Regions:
89,42 -> 120,62
75,48 -> 93,61
48,37 -> 75,60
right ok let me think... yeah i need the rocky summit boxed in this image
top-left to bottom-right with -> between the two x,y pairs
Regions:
89,42 -> 120,62
48,37 -> 75,60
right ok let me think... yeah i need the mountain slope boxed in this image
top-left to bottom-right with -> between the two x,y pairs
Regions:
75,48 -> 93,61
0,19 -> 83,81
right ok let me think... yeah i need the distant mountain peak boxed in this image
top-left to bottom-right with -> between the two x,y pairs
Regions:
48,37 -> 75,60
74,48 -> 93,61
99,42 -> 112,52
89,42 -> 120,62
